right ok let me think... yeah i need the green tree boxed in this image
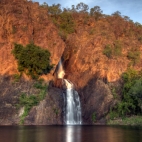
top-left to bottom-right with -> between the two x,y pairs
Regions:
121,69 -> 142,114
40,2 -> 48,8
48,4 -> 62,15
112,69 -> 142,117
103,44 -> 112,58
12,43 -> 53,79
129,79 -> 142,111
112,11 -> 121,17
127,50 -> 140,65
90,6 -> 103,20
71,5 -> 76,12
123,16 -> 131,21
113,40 -> 122,56
59,12 -> 75,34
76,2 -> 89,13
135,22 -> 142,27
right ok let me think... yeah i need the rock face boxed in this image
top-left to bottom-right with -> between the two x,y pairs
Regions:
0,1 -> 142,125
0,0 -> 65,77
0,76 -> 64,125
80,79 -> 114,123
62,14 -> 142,123
25,86 -> 64,125
0,0 -> 65,125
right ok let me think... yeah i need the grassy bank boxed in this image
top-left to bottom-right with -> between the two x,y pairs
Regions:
107,115 -> 142,126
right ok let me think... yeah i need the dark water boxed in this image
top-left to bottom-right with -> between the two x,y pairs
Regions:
0,125 -> 142,142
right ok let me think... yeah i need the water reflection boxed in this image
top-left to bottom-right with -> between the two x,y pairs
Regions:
0,125 -> 141,142
65,126 -> 81,142
66,126 -> 74,142
17,126 -> 37,142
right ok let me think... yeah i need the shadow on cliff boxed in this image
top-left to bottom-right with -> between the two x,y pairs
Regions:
0,75 -> 64,125
77,75 -> 116,124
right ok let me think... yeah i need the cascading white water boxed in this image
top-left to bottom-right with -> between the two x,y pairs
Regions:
57,60 -> 65,79
63,79 -> 82,125
57,59 -> 82,125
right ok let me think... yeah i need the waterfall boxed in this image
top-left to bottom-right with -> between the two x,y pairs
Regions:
63,79 -> 82,125
57,60 -> 65,79
57,59 -> 82,125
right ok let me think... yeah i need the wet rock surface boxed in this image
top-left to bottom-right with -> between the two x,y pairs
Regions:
25,86 -> 64,125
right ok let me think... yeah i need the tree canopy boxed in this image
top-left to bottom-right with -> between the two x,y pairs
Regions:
76,2 -> 89,13
90,6 -> 103,20
12,43 -> 53,79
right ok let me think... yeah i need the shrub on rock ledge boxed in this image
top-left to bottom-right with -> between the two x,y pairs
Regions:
12,43 -> 53,79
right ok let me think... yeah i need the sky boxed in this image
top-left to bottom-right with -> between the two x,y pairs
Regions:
35,0 -> 142,24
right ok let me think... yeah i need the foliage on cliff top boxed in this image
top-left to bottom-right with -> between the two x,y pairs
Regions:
12,43 -> 53,79
40,1 -> 142,59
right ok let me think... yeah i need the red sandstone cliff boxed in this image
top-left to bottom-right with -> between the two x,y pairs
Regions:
62,13 -> 142,122
64,13 -> 142,84
0,0 -> 142,125
0,0 -> 65,78
0,0 -> 65,125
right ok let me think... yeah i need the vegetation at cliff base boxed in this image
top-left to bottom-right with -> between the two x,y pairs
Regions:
19,80 -> 47,124
92,112 -> 96,123
107,115 -> 142,126
109,69 -> 142,120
